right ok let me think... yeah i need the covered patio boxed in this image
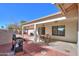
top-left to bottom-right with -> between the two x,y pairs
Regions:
21,4 -> 78,56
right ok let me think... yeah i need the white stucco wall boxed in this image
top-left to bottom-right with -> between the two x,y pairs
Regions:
28,29 -> 34,36
45,20 -> 77,43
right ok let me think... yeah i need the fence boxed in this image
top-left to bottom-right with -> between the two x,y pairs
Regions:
0,29 -> 13,45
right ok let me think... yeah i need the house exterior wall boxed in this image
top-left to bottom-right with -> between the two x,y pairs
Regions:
0,29 -> 13,45
37,19 -> 77,43
47,20 -> 77,43
44,3 -> 78,43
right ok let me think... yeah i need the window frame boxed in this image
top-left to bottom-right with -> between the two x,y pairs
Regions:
52,25 -> 65,36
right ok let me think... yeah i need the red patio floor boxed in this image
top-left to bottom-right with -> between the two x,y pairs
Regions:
16,40 -> 69,56
0,38 -> 69,56
0,43 -> 12,53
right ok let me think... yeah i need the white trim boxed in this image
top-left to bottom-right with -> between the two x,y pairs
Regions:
23,16 -> 66,27
35,17 -> 66,25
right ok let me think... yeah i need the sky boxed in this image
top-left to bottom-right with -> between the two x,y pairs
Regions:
0,3 -> 60,29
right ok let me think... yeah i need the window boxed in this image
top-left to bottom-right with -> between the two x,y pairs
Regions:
41,27 -> 45,35
38,27 -> 45,35
52,26 -> 65,36
52,26 -> 58,35
57,26 -> 65,36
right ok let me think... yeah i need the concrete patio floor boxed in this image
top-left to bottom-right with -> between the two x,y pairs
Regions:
48,41 -> 77,56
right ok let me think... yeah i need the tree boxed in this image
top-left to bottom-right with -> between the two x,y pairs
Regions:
7,20 -> 27,33
19,20 -> 27,25
1,26 -> 4,29
19,20 -> 27,31
7,24 -> 18,31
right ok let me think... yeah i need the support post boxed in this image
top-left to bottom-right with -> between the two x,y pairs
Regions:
22,26 -> 24,37
34,24 -> 37,42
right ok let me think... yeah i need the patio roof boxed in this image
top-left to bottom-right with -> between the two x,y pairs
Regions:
23,12 -> 63,25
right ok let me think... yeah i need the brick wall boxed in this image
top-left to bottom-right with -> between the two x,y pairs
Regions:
0,29 -> 13,45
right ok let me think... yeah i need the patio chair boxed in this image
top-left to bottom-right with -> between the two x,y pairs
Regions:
39,34 -> 51,45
